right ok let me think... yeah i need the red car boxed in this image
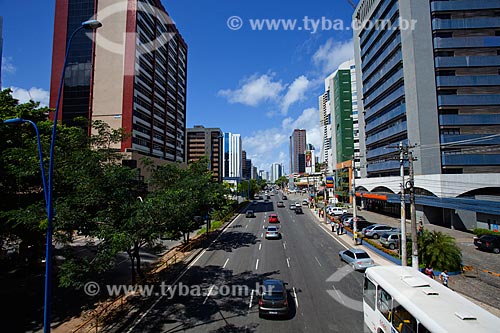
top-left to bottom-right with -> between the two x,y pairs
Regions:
268,214 -> 279,223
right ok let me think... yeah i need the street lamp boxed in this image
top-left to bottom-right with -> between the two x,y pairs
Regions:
3,19 -> 102,333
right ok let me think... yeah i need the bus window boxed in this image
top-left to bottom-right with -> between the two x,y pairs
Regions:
377,287 -> 392,322
363,277 -> 376,310
392,300 -> 417,333
417,323 -> 431,333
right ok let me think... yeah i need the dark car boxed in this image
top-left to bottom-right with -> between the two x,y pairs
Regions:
295,206 -> 303,214
346,218 -> 372,231
245,210 -> 255,218
277,201 -> 285,207
258,279 -> 289,317
282,195 -> 287,200
474,234 -> 500,254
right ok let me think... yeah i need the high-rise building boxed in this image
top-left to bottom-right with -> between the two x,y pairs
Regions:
50,0 -> 188,175
223,132 -> 242,179
353,0 -> 500,230
186,126 -> 222,182
320,60 -> 360,176
289,129 -> 307,174
242,150 -> 251,179
270,163 -> 283,183
0,16 -> 3,88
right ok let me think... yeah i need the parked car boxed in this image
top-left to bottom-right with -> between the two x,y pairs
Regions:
289,203 -> 296,210
362,224 -> 397,239
379,232 -> 400,250
277,201 -> 285,207
295,206 -> 303,214
302,199 -> 309,206
474,234 -> 500,254
265,225 -> 280,239
343,216 -> 368,226
339,248 -> 375,271
268,214 -> 279,223
245,210 -> 255,218
282,195 -> 287,200
348,219 -> 373,231
339,213 -> 353,222
258,279 -> 289,317
328,207 -> 348,216
266,195 -> 271,199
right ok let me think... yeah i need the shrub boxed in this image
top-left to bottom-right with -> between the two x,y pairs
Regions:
473,228 -> 499,237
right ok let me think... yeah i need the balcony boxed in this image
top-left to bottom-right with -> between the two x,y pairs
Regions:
366,104 -> 406,133
362,35 -> 402,75
434,36 -> 500,49
364,69 -> 404,108
435,56 -> 500,68
439,114 -> 500,126
437,95 -> 500,107
440,134 -> 500,146
442,154 -> 500,166
366,145 -> 401,160
436,75 -> 500,87
365,121 -> 407,146
361,2 -> 399,53
431,0 -> 500,12
367,160 -> 401,173
363,51 -> 402,94
433,17 -> 500,30
365,86 -> 405,120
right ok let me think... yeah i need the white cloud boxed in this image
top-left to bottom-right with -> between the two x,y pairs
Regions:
10,87 -> 50,107
1,56 -> 16,75
280,75 -> 310,115
218,74 -> 284,106
312,39 -> 354,76
245,107 -> 322,172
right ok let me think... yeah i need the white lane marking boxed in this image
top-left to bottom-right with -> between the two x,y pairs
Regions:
126,214 -> 242,332
286,258 -> 290,268
249,289 -> 255,309
263,219 -> 266,223
245,224 -> 248,229
203,284 -> 215,304
255,259 -> 260,270
259,243 -> 262,251
314,219 -> 349,250
223,258 -> 229,269
332,285 -> 345,304
293,287 -> 299,308
261,232 -> 264,238
315,256 -> 322,267
263,225 -> 265,229
283,242 -> 286,249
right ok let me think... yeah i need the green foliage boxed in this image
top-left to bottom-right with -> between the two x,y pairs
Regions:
411,230 -> 462,271
274,176 -> 288,188
473,228 -> 499,237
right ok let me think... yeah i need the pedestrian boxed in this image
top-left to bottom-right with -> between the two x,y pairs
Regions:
424,263 -> 434,279
339,221 -> 344,235
440,269 -> 450,288
331,220 -> 335,232
418,219 -> 424,237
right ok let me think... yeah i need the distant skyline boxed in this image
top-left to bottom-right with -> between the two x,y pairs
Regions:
0,0 -> 356,172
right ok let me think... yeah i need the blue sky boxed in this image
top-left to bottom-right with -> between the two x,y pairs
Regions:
1,0 -> 357,173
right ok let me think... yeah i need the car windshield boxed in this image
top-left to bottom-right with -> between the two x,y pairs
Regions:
267,227 -> 277,231
355,252 -> 370,259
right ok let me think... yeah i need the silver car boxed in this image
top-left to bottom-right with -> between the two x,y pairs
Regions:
265,226 -> 280,239
362,224 -> 397,239
339,248 -> 375,271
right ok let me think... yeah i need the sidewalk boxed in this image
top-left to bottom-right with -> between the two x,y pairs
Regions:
298,198 -> 500,317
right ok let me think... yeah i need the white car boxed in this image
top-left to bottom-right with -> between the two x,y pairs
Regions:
328,207 -> 348,216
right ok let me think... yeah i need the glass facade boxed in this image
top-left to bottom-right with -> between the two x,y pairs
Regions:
359,0 -> 406,177
432,0 -> 500,174
62,0 -> 95,128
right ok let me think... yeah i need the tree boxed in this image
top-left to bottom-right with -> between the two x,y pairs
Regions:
409,230 -> 462,271
275,176 -> 289,189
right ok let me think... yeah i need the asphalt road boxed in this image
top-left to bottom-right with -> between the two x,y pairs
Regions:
123,192 -> 365,332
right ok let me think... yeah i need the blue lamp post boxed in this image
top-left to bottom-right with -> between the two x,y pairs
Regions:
3,19 -> 101,333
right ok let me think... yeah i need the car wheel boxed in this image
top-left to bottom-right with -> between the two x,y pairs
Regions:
389,244 -> 395,250
373,233 -> 380,239
494,247 -> 500,254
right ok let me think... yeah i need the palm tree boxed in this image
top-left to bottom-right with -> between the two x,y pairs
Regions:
417,230 -> 462,271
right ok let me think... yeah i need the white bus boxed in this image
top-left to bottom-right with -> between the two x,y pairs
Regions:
363,266 -> 500,333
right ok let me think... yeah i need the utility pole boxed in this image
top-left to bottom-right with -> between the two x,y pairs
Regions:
399,142 -> 407,266
352,159 -> 358,240
407,149 -> 419,269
